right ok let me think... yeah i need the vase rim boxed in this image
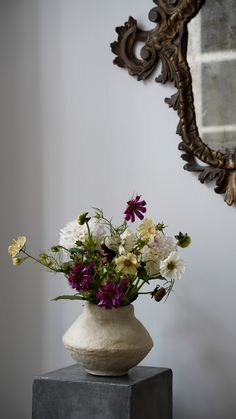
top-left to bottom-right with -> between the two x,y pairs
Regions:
83,302 -> 134,317
85,302 -> 133,310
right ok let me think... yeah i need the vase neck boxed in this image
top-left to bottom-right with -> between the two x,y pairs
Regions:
83,303 -> 134,320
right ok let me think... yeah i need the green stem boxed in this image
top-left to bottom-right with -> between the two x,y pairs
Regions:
22,251 -> 60,273
138,291 -> 152,295
86,221 -> 92,242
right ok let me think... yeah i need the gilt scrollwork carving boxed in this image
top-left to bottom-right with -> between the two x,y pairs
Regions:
111,0 -> 236,206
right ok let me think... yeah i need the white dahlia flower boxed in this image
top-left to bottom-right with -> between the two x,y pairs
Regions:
59,217 -> 106,249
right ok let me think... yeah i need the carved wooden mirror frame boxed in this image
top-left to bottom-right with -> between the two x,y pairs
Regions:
111,0 -> 236,206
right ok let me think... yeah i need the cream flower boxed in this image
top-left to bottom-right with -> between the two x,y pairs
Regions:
115,252 -> 138,276
138,219 -> 156,241
119,228 -> 136,254
8,236 -> 26,257
160,251 -> 185,280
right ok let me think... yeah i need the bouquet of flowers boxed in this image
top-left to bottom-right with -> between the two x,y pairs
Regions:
8,195 -> 191,309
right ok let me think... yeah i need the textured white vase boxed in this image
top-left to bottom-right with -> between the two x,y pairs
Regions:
63,303 -> 153,376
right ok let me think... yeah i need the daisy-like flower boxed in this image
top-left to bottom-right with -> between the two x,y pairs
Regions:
124,195 -> 146,223
119,228 -> 136,254
96,279 -> 128,309
115,252 -> 138,276
138,219 -> 156,242
68,261 -> 94,291
160,251 -> 185,281
8,236 -> 26,257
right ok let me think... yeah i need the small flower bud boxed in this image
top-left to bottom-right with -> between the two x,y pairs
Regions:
153,287 -> 166,302
51,246 -> 60,253
39,252 -> 48,260
12,257 -> 22,266
77,212 -> 90,225
156,223 -> 167,232
175,232 -> 191,248
45,260 -> 53,267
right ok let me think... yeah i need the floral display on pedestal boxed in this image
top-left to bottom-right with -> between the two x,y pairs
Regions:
8,195 -> 191,376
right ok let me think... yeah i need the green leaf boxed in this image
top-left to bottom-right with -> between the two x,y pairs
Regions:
137,266 -> 149,283
51,295 -> 86,301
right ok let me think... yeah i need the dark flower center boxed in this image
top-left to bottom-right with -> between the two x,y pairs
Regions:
124,260 -> 132,267
167,262 -> 175,271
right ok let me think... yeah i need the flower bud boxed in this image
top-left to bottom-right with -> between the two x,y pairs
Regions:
39,252 -> 48,260
153,287 -> 166,302
175,232 -> 191,248
51,246 -> 60,253
12,257 -> 22,266
77,212 -> 90,225
156,223 -> 167,232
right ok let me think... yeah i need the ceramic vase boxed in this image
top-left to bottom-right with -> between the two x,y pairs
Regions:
63,303 -> 153,376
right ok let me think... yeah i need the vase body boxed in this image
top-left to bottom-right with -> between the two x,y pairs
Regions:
63,303 -> 153,376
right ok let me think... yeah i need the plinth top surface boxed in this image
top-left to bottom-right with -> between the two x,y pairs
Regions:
35,364 -> 171,387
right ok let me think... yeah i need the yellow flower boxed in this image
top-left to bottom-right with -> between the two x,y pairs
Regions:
115,253 -> 138,276
139,219 -> 156,241
12,257 -> 22,266
8,236 -> 26,257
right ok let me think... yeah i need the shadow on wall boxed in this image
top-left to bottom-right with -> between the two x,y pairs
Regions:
171,293 -> 236,419
0,1 -> 44,418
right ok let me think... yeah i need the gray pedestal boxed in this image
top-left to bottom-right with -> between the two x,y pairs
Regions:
32,364 -> 172,419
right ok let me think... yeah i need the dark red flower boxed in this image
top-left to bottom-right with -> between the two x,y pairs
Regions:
100,243 -> 116,265
68,261 -> 94,292
96,279 -> 127,309
124,195 -> 147,223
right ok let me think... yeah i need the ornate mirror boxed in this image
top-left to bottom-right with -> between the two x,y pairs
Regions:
111,0 -> 236,205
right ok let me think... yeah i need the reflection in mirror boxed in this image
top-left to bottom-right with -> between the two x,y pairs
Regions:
188,0 -> 236,154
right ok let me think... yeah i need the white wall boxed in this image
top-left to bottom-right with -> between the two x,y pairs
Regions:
1,1 -> 236,418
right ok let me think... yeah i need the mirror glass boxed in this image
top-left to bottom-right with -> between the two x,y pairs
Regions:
188,0 -> 236,153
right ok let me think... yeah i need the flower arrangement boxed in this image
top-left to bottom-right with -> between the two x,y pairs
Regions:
8,195 -> 191,309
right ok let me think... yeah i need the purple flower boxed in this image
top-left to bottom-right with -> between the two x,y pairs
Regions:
124,195 -> 147,223
68,261 -> 94,292
100,243 -> 116,265
96,280 -> 127,309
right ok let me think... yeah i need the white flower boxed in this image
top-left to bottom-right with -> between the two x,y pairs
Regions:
160,251 -> 185,281
105,235 -> 120,251
59,217 -> 106,249
152,234 -> 176,260
119,228 -> 136,254
59,220 -> 86,249
140,235 -> 176,277
89,218 -> 106,244
141,245 -> 161,276
138,219 -> 156,242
